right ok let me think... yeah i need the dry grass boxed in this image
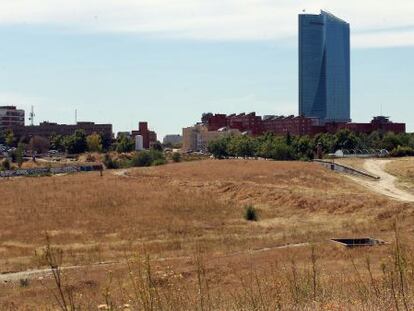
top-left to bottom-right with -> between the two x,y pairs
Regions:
385,157 -> 414,193
1,159 -> 414,309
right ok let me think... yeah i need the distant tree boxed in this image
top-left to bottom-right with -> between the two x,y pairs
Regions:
5,130 -> 14,147
334,129 -> 360,151
64,130 -> 87,154
86,133 -> 103,152
1,158 -> 11,170
285,132 -> 292,146
116,133 -> 134,153
208,136 -> 230,159
100,133 -> 113,151
15,143 -> 25,168
382,132 -> 403,151
151,141 -> 163,152
228,135 -> 257,158
0,130 -> 5,145
172,152 -> 181,163
293,135 -> 314,160
50,134 -> 65,152
28,136 -> 50,154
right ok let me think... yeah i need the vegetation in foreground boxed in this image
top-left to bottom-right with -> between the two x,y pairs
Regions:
24,226 -> 414,311
208,129 -> 414,160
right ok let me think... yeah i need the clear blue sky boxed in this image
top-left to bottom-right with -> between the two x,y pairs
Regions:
0,1 -> 413,138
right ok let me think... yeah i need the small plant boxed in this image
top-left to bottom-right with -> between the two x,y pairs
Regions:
244,205 -> 258,221
103,154 -> 119,169
172,152 -> 181,163
1,158 -> 11,170
19,278 -> 29,288
152,158 -> 167,166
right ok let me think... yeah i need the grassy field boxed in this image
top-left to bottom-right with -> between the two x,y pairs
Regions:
1,159 -> 414,309
385,157 -> 414,193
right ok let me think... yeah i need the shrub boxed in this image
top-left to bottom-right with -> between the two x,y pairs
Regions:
244,205 -> 258,221
1,158 -> 11,170
103,154 -> 119,169
172,152 -> 181,163
390,146 -> 414,157
131,151 -> 153,167
152,159 -> 167,166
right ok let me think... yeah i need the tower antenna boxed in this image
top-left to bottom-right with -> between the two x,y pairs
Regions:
75,109 -> 78,123
29,105 -> 35,126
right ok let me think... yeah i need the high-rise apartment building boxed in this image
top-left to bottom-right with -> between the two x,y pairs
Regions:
0,106 -> 25,131
299,10 -> 350,123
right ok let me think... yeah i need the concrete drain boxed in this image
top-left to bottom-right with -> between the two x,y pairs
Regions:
331,237 -> 386,247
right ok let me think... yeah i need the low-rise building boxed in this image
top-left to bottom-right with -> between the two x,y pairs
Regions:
11,121 -> 113,140
131,122 -> 157,149
182,124 -> 241,152
0,106 -> 25,131
201,113 -> 405,137
163,134 -> 182,145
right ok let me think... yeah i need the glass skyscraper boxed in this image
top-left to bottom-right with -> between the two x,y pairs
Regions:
299,10 -> 350,123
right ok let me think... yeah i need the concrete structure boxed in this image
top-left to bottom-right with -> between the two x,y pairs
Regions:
135,135 -> 144,151
131,122 -> 157,149
299,11 -> 350,123
163,134 -> 183,145
0,106 -> 25,131
182,124 -> 241,152
11,121 -> 113,140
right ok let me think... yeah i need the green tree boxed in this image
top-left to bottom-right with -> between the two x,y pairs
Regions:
50,134 -> 65,152
86,133 -> 103,152
5,130 -> 14,146
208,136 -> 230,159
116,133 -> 134,153
0,130 -> 5,145
100,133 -> 113,151
151,141 -> 163,152
334,129 -> 360,151
64,130 -> 87,154
382,132 -> 403,151
16,143 -> 25,168
1,158 -> 11,170
227,135 -> 256,158
172,152 -> 181,162
293,135 -> 314,160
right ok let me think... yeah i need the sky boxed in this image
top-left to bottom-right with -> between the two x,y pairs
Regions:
0,0 -> 413,138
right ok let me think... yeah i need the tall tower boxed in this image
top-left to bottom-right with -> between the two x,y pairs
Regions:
299,10 -> 350,123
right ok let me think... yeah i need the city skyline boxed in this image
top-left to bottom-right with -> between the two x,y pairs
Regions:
0,1 -> 413,137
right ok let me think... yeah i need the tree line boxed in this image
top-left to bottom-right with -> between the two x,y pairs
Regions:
208,130 -> 414,160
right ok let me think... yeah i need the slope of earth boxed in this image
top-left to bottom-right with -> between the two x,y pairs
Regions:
1,159 -> 413,309
385,157 -> 414,194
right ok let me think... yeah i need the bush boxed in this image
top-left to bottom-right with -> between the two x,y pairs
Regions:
172,152 -> 181,163
131,151 -> 153,167
103,154 -> 119,169
244,205 -> 258,221
1,158 -> 11,170
390,146 -> 414,157
152,159 -> 167,166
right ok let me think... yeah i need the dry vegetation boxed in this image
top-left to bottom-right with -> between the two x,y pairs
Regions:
385,157 -> 414,193
1,159 -> 414,309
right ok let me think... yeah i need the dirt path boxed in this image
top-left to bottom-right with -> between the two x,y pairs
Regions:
348,159 -> 414,202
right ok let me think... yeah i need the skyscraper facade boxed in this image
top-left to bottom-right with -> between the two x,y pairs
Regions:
299,10 -> 350,123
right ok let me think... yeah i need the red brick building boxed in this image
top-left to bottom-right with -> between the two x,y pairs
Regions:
202,113 -> 405,137
131,122 -> 157,149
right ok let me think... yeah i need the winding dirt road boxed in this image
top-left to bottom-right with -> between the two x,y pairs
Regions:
348,159 -> 414,202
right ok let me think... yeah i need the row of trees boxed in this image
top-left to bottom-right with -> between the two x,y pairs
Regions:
1,129 -> 168,155
208,130 -> 414,160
